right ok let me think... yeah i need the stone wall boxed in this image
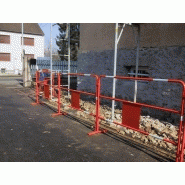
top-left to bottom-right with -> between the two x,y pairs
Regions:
80,23 -> 185,52
77,46 -> 185,124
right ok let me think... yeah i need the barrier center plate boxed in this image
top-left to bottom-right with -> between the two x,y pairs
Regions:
122,102 -> 141,129
71,91 -> 80,110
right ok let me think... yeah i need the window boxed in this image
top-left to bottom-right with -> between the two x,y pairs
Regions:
0,53 -> 11,61
126,66 -> 149,78
0,35 -> 10,44
21,37 -> 34,46
25,54 -> 34,60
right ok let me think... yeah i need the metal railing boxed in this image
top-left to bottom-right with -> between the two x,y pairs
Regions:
31,71 -> 185,162
36,58 -> 77,73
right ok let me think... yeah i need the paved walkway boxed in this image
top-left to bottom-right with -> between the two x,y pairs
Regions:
0,77 -> 170,162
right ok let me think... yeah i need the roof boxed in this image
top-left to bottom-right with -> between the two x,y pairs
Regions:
0,23 -> 44,36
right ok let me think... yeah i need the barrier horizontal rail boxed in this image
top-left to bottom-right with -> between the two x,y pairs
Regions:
100,94 -> 181,114
54,86 -> 96,97
31,70 -> 185,162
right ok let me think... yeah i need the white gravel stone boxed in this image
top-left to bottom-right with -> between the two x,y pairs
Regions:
55,96 -> 178,153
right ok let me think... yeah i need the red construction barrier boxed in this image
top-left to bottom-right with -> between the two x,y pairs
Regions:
52,72 -> 58,98
31,70 -> 51,104
31,70 -> 185,162
98,75 -> 185,162
31,71 -> 40,105
43,77 -> 49,99
51,72 -> 106,135
51,72 -> 66,116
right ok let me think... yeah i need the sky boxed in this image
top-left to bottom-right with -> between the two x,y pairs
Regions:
39,23 -> 60,50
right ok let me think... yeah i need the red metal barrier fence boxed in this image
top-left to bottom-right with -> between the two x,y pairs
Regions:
58,72 -> 107,136
31,70 -> 50,105
31,71 -> 40,105
99,75 -> 185,162
32,70 -> 185,162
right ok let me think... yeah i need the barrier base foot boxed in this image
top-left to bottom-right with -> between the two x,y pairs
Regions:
68,105 -> 82,111
31,101 -> 44,106
88,129 -> 107,136
51,112 -> 67,117
31,102 -> 40,106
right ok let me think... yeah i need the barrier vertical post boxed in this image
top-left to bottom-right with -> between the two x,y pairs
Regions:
52,72 -> 66,117
180,121 -> 185,161
176,89 -> 185,162
88,76 -> 106,136
52,73 -> 55,98
31,71 -> 40,105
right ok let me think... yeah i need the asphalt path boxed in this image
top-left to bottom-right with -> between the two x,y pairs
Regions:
0,76 -> 169,162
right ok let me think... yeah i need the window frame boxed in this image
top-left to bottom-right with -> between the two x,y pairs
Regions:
0,53 -> 11,62
0,34 -> 10,44
24,54 -> 34,60
21,37 -> 34,46
126,66 -> 149,78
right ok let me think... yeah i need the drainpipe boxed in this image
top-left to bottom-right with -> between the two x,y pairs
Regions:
134,24 -> 140,103
111,23 -> 118,121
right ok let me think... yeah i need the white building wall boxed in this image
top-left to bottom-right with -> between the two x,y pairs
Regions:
0,31 -> 44,73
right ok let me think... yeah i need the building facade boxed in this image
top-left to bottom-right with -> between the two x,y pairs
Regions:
77,23 -> 185,123
0,23 -> 44,74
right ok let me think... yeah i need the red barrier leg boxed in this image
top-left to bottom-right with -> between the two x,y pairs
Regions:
31,71 -> 40,106
52,72 -> 67,117
88,77 -> 107,136
176,95 -> 185,162
51,73 -> 55,99
180,123 -> 185,161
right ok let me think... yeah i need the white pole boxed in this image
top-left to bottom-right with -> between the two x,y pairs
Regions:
22,23 -> 24,74
22,23 -> 24,49
68,23 -> 70,97
134,25 -> 140,103
50,23 -> 53,99
117,24 -> 126,43
111,23 -> 118,121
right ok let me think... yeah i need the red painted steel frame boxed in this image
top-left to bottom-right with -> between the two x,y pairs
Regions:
54,73 -> 106,135
31,71 -> 47,105
52,73 -> 58,98
52,72 -> 67,117
99,75 -> 185,162
31,71 -> 40,105
32,71 -> 185,162
87,76 -> 107,136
